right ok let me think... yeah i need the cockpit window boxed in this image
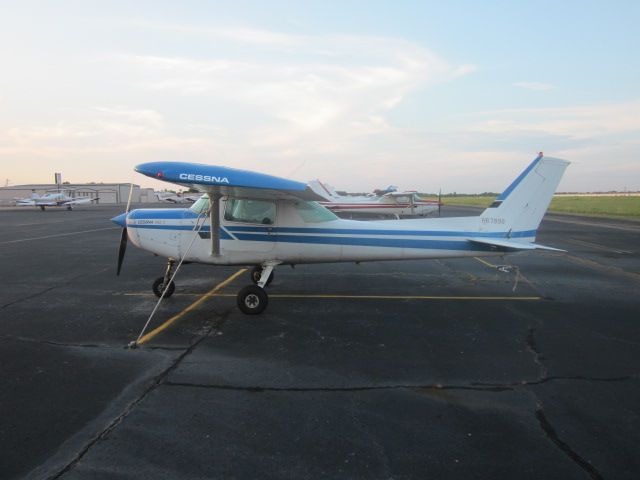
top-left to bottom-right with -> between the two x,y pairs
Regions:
190,193 -> 210,214
294,201 -> 338,223
224,198 -> 276,225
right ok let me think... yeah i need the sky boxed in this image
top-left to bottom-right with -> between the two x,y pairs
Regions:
0,0 -> 638,193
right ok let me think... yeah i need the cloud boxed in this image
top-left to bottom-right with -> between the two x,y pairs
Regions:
114,27 -> 475,136
513,82 -> 555,91
462,101 -> 640,138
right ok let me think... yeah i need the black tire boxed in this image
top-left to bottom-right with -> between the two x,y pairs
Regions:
237,285 -> 268,314
250,266 -> 274,286
152,277 -> 175,298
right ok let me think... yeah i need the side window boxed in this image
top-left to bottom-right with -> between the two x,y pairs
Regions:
224,199 -> 276,225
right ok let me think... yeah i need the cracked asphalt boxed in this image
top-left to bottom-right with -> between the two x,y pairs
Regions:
1,205 -> 639,479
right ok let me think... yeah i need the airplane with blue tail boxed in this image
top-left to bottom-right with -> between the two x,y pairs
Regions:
112,153 -> 569,314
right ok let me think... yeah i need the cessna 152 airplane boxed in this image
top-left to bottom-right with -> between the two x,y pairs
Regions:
15,191 -> 99,210
309,180 -> 440,218
113,153 -> 568,315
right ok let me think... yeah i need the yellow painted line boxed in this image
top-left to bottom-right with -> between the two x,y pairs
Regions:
474,256 -> 497,268
136,268 -> 247,345
212,293 -> 542,301
125,291 -> 540,301
124,293 -> 202,297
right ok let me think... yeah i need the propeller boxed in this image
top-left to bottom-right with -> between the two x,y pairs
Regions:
116,183 -> 134,276
438,188 -> 442,217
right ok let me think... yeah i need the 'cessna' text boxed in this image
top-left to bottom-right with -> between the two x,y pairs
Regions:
179,173 -> 230,183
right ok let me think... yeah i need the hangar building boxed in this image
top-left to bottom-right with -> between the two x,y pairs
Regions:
0,183 -> 159,205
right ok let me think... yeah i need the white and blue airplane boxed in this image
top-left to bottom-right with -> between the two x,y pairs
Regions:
112,153 -> 569,314
16,191 -> 99,210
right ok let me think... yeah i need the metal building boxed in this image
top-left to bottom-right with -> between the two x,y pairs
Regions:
0,183 -> 159,205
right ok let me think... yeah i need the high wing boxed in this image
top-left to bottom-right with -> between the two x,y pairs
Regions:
382,191 -> 415,197
135,162 -> 325,201
382,191 -> 437,201
467,237 -> 566,252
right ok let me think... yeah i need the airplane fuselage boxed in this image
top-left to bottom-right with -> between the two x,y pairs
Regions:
123,199 -> 534,266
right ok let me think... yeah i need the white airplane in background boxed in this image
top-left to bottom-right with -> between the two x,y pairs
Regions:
15,191 -> 99,210
112,153 -> 568,315
309,179 -> 440,218
154,191 -> 203,204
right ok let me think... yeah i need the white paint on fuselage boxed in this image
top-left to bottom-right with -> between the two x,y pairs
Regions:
125,199 -> 526,266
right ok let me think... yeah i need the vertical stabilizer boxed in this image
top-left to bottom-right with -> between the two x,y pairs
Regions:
479,154 -> 570,237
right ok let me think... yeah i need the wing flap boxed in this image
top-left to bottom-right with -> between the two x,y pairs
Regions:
468,237 -> 566,252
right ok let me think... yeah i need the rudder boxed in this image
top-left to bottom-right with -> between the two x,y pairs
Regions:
479,153 -> 570,237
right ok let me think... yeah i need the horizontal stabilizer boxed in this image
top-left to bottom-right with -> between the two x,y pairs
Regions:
468,237 -> 566,252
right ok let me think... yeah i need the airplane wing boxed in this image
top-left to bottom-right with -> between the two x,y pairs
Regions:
467,237 -> 566,252
135,162 -> 326,201
382,191 -> 414,197
15,199 -> 36,206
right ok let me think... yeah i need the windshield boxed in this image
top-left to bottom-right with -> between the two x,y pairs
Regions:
190,193 -> 210,214
294,201 -> 338,223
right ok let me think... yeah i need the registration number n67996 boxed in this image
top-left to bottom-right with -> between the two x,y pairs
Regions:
481,217 -> 505,225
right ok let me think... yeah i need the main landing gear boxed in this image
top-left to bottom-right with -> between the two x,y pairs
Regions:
237,264 -> 276,314
152,259 -> 176,298
149,260 -> 276,314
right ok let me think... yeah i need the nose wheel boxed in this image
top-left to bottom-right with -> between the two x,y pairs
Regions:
152,277 -> 175,298
152,259 -> 177,298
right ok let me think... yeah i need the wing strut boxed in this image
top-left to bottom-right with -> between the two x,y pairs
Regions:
209,194 -> 221,256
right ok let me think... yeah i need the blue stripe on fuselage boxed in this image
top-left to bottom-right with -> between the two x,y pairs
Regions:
127,224 -> 533,251
225,225 -> 536,238
232,233 -> 496,251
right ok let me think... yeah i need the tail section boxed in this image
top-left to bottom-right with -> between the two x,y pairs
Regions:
479,153 -> 569,238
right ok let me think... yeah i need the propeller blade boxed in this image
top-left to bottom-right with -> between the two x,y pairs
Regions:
115,182 -> 134,276
116,227 -> 128,276
438,188 -> 442,217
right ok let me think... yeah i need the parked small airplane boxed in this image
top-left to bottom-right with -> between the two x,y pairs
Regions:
154,191 -> 203,204
113,153 -> 568,315
15,191 -> 99,210
309,180 -> 440,218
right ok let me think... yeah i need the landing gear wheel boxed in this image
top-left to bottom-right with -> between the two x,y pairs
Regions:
250,266 -> 274,286
237,285 -> 268,314
152,277 -> 175,298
